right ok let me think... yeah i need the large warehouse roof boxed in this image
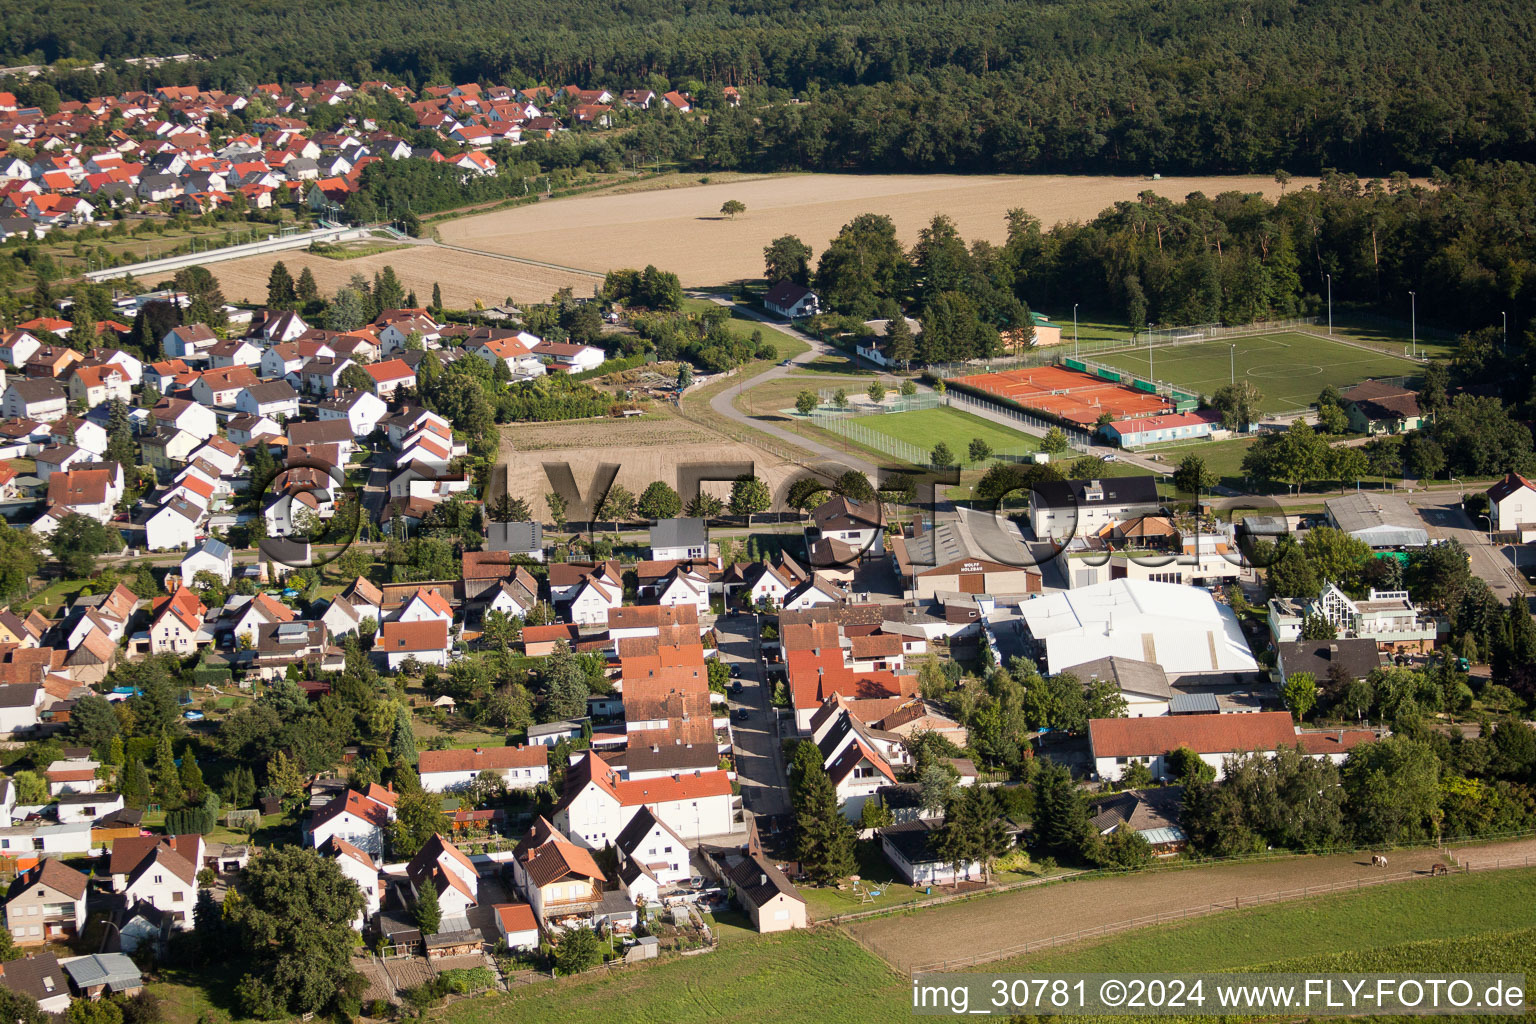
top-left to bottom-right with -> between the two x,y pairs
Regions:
1018,579 -> 1258,678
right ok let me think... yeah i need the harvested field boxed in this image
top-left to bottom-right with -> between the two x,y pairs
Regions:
500,407 -> 803,522
846,846 -> 1452,974
438,173 -> 1320,285
210,244 -> 592,309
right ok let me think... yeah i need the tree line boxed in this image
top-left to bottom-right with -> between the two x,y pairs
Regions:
9,0 -> 1536,176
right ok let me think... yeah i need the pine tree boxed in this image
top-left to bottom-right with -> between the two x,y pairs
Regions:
792,755 -> 856,883
374,265 -> 406,311
406,290 -> 418,308
413,880 -> 441,934
180,746 -> 207,801
121,758 -> 151,808
1032,759 -> 1091,858
296,266 -> 319,305
154,732 -> 181,806
390,705 -> 417,765
886,315 -> 916,367
266,261 -> 297,310
431,282 -> 443,309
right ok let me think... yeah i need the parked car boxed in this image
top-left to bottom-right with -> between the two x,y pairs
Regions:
729,681 -> 743,695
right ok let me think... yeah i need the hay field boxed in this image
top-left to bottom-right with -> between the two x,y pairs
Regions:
438,173 -> 1318,284
500,409 -> 802,522
210,245 -> 594,309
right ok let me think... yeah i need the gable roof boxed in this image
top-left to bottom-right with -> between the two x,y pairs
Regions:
419,745 -> 547,775
380,618 -> 450,653
1087,711 -> 1300,758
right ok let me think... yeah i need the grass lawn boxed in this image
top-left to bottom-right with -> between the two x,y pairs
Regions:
451,926 -> 907,1024
429,868 -> 1536,1024
22,577 -> 94,614
853,406 -> 1042,464
1141,435 -> 1259,489
1001,867 -> 1536,974
1094,331 -> 1420,412
679,297 -> 809,362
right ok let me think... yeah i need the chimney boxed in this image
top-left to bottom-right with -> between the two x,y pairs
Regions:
759,872 -> 767,886
1328,644 -> 1339,656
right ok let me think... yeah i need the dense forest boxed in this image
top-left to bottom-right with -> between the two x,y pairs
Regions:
6,0 -> 1536,175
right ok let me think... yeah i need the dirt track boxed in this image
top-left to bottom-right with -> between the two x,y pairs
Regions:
436,173 -> 1323,286
846,848 -> 1453,974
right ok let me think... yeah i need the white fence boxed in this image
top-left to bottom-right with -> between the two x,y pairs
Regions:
85,225 -> 373,282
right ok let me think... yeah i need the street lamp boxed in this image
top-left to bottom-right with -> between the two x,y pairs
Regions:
1326,274 -> 1332,337
1230,344 -> 1236,386
1502,311 -> 1507,355
1409,290 -> 1417,358
1147,322 -> 1154,381
1073,303 -> 1079,358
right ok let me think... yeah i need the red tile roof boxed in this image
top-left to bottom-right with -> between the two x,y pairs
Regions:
419,745 -> 548,775
1088,711 -> 1301,758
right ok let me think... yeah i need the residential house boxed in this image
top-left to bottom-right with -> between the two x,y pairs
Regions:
305,789 -> 395,857
140,429 -> 199,476
143,587 -> 208,654
46,466 -> 123,522
649,518 -> 710,561
1489,472 -> 1536,542
226,413 -> 281,446
811,496 -> 885,558
206,336 -> 263,369
67,363 -> 133,408
45,758 -> 100,797
250,620 -> 334,681
233,380 -> 300,420
4,859 -> 88,945
508,818 -> 606,923
1029,476 -> 1163,542
2,379 -> 67,422
554,752 -> 734,850
179,538 -> 233,587
533,341 -> 604,374
379,619 -> 451,669
1087,711 -> 1377,782
721,851 -> 805,932
120,845 -> 197,930
879,819 -> 985,886
317,389 -> 387,437
364,359 -> 416,399
406,834 -> 479,923
260,340 -> 335,381
418,745 -> 550,793
299,356 -> 353,397
0,953 -> 72,1014
762,281 -> 820,319
150,398 -> 218,442
1088,786 -> 1189,856
144,496 -> 203,551
484,521 -> 545,561
324,837 -> 382,931
160,324 -> 217,360
189,365 -> 260,407
613,806 -> 691,905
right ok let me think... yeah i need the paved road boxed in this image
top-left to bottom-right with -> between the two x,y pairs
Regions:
715,611 -> 790,817
1413,495 -> 1524,602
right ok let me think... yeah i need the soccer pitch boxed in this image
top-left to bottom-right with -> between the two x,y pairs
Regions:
1092,332 -> 1421,413
854,406 -> 1041,463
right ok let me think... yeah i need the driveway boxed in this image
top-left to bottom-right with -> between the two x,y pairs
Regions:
714,611 -> 790,817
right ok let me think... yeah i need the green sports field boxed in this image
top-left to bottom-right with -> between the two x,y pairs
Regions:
1093,332 -> 1421,413
853,406 -> 1041,464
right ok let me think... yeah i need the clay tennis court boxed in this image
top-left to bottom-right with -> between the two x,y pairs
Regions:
845,846 -> 1453,974
956,365 -> 1172,428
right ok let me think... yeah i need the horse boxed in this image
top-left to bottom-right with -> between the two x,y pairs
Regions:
1371,854 -> 1388,868
1430,862 -> 1449,876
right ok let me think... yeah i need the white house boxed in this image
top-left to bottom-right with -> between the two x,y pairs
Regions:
121,845 -> 198,930
0,822 -> 94,859
324,837 -> 382,931
144,497 -> 203,552
44,758 -> 100,797
189,366 -> 260,408
493,904 -> 539,951
406,834 -> 479,921
379,619 -> 451,669
2,379 -> 67,422
178,540 -> 232,590
317,389 -> 387,438
879,819 -> 985,886
649,518 -> 710,561
1029,476 -> 1163,542
364,359 -> 416,399
1087,711 -> 1376,782
811,496 -> 885,557
762,281 -> 821,319
656,566 -> 711,615
613,806 -> 692,905
234,381 -> 300,420
150,398 -> 218,443
418,745 -> 550,793
55,791 -> 124,825
1488,472 -> 1536,542
566,575 -> 623,626
305,789 -> 395,857
161,324 -> 218,360
554,752 -> 734,850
